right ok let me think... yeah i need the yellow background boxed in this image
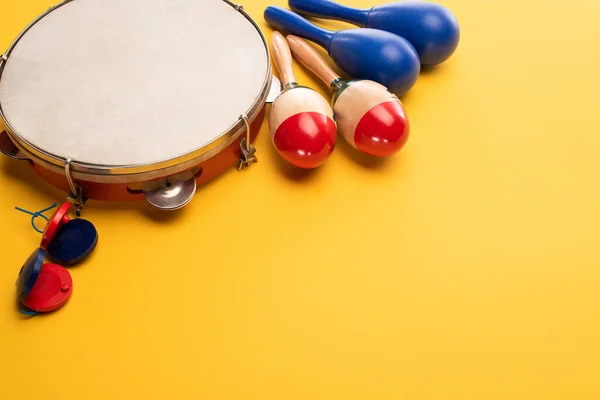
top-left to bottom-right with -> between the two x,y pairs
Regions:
1,0 -> 599,398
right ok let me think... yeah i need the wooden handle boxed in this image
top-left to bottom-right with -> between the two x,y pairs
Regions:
271,31 -> 296,86
286,35 -> 340,87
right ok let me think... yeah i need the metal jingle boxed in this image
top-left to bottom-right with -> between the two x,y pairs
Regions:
142,171 -> 197,211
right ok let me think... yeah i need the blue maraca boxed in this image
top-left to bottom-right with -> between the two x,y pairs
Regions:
288,0 -> 460,66
264,6 -> 420,97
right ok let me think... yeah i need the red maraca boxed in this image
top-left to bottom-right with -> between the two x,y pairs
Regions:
268,31 -> 337,169
286,35 -> 409,157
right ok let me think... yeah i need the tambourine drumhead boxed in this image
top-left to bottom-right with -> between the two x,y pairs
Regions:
0,0 -> 269,168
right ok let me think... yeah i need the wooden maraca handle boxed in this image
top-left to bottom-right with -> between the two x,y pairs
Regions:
271,31 -> 296,86
286,35 -> 340,87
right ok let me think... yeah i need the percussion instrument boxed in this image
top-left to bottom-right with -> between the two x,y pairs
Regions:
41,202 -> 98,266
268,32 -> 337,169
288,0 -> 460,66
15,201 -> 95,314
0,0 -> 281,212
287,36 -> 409,157
264,6 -> 420,97
17,248 -> 73,314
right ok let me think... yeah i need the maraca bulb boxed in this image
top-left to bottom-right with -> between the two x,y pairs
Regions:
269,87 -> 337,169
335,80 -> 409,157
368,1 -> 460,66
287,0 -> 460,66
264,6 -> 420,96
329,29 -> 420,97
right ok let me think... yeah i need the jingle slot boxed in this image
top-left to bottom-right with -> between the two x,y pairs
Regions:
0,130 -> 33,165
142,170 -> 197,211
127,168 -> 203,195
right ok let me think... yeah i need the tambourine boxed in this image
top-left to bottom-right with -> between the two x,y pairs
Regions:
0,0 -> 281,213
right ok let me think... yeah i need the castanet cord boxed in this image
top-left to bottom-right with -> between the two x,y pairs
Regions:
15,203 -> 57,233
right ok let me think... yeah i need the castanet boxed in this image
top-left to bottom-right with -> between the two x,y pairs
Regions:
264,5 -> 420,97
288,0 -> 460,66
41,202 -> 98,266
286,35 -> 409,157
17,248 -> 73,314
268,31 -> 337,169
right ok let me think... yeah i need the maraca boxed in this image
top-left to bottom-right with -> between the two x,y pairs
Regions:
286,35 -> 409,157
16,248 -> 73,314
268,31 -> 337,169
264,6 -> 420,97
288,0 -> 460,66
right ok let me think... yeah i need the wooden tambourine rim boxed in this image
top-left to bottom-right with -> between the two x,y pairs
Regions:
0,0 -> 273,184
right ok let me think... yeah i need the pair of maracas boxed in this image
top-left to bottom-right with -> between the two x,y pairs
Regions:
268,32 -> 410,168
265,0 -> 461,97
16,202 -> 98,314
